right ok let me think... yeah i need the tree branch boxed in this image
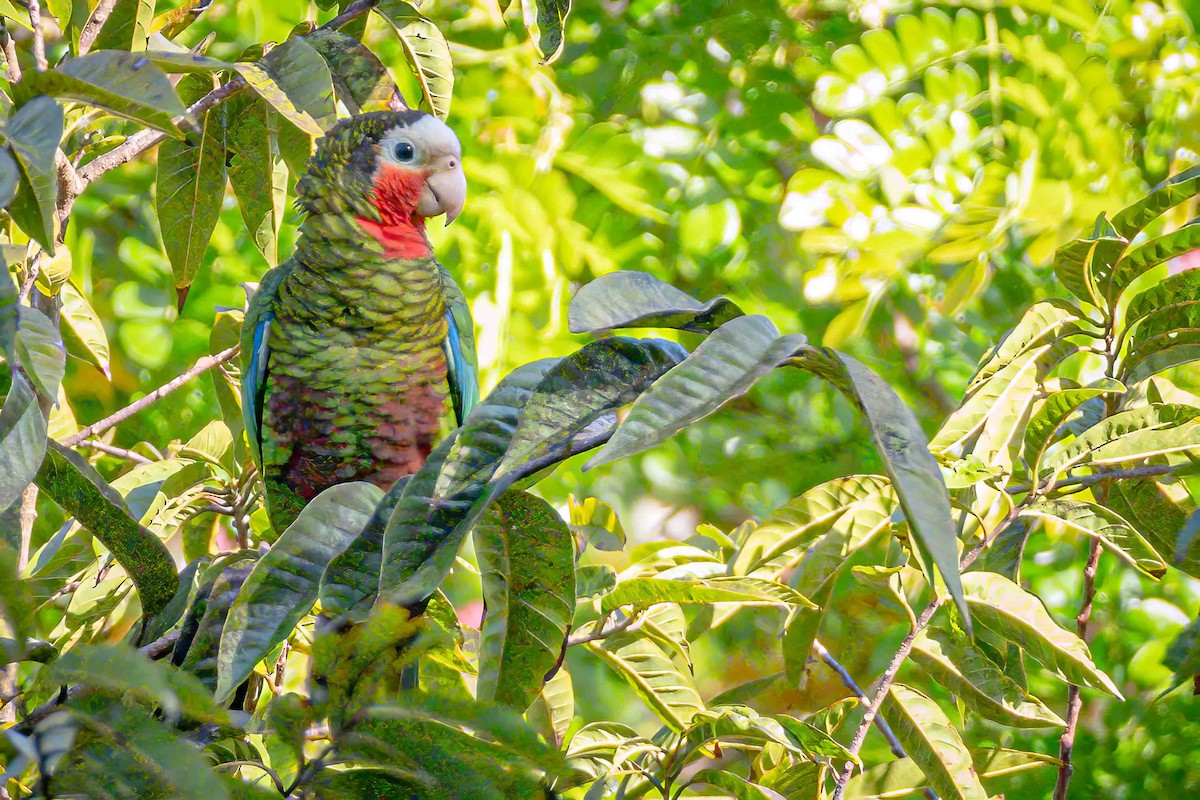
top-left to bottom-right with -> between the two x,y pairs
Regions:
1005,463 -> 1179,496
61,346 -> 239,447
1053,536 -> 1103,799
813,639 -> 909,762
27,0 -> 47,72
77,0 -> 118,55
77,439 -> 154,464
0,19 -> 21,84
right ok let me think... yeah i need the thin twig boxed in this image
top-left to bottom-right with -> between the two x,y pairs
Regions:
77,439 -> 154,464
814,640 -> 908,761
0,19 -> 21,83
1005,463 -> 1178,495
566,612 -> 638,646
62,346 -> 239,447
214,761 -> 287,795
77,0 -> 119,55
1053,536 -> 1103,799
27,0 -> 47,72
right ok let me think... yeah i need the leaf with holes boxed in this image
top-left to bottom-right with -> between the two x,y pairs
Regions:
30,52 -> 184,136
375,0 -> 454,119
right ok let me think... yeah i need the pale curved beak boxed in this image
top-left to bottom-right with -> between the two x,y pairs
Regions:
418,155 -> 467,224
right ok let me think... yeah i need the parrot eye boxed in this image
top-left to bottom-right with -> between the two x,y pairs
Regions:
393,141 -> 417,163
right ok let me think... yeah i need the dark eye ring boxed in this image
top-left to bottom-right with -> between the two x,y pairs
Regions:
394,142 -> 416,162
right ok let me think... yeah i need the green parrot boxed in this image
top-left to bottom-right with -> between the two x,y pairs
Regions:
241,110 -> 478,531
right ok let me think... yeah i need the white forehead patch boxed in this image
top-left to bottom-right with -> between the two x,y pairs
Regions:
379,116 -> 461,168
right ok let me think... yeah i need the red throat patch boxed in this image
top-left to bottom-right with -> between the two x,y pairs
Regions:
357,164 -> 431,259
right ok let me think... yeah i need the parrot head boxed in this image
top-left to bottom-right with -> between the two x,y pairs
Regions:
297,109 -> 466,258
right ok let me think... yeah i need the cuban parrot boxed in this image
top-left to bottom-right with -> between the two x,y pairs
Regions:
241,110 -> 478,531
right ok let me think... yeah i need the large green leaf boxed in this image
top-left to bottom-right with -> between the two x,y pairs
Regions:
600,576 -> 813,614
0,148 -> 17,209
1039,404 -> 1200,477
92,0 -> 154,51
0,374 -> 47,517
30,52 -> 184,136
882,684 -> 988,800
587,316 -> 804,468
177,559 -> 256,690
961,572 -> 1122,697
59,281 -> 111,378
318,477 -> 409,618
1124,268 -> 1200,330
587,632 -> 704,731
235,37 -> 335,136
522,0 -> 571,63
6,96 -> 64,252
690,770 -> 776,800
966,300 -> 1086,394
216,482 -> 383,702
475,490 -> 575,711
1106,479 -> 1200,579
1109,165 -> 1200,240
305,28 -> 398,114
1107,220 -> 1200,301
797,347 -> 969,630
374,1 -> 453,119
1022,381 -> 1124,478
156,72 -> 225,297
1052,235 -> 1124,310
568,270 -> 744,334
1022,500 -> 1167,578
35,442 -> 178,619
912,628 -> 1065,728
844,748 -> 1058,798
15,306 -> 65,399
225,92 -> 286,266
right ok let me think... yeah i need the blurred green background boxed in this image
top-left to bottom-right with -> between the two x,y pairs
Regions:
42,0 -> 1200,795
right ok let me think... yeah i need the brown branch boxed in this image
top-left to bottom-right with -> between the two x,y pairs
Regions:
27,0 -> 47,72
76,439 -> 154,464
813,639 -> 909,761
0,19 -> 21,84
1054,536 -> 1103,799
1006,463 -> 1179,496
61,345 -> 239,447
77,0 -> 118,55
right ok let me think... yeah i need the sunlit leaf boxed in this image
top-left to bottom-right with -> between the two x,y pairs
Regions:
587,633 -> 704,731
601,576 -> 813,613
1110,165 -> 1200,240
0,374 -> 47,516
92,0 -> 154,51
374,0 -> 454,119
235,37 -> 335,136
6,96 -> 64,252
15,306 -> 65,400
1022,381 -> 1124,478
1107,220 -> 1200,301
1039,404 -> 1200,478
522,0 -> 571,63
1023,499 -> 1167,578
690,769 -> 776,800
306,28 -> 398,114
882,683 -> 988,800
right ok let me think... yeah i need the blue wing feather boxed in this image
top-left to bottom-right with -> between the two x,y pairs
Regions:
242,315 -> 272,466
443,309 -> 479,426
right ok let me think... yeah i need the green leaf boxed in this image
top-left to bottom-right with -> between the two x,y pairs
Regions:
522,0 -> 571,63
225,92 -> 287,266
774,713 -> 859,763
568,270 -> 744,334
1023,500 -> 1167,578
690,770 -> 775,800
1022,381 -> 1125,477
6,96 -> 64,252
1039,404 -> 1200,478
526,667 -> 573,746
0,264 -> 16,362
92,0 -> 154,51
600,576 -> 813,614
961,572 -> 1122,697
912,627 -> 1065,728
156,72 -> 225,295
305,28 -> 398,114
15,306 -> 65,399
586,633 -> 704,731
796,347 -> 969,632
31,52 -> 185,136
967,300 -> 1086,394
845,748 -> 1058,798
1162,615 -> 1200,697
35,442 -> 178,619
1124,267 -> 1200,330
587,315 -> 805,468
0,374 -> 47,516
1110,165 -> 1200,240
317,477 -> 409,618
178,558 -> 256,690
235,37 -> 336,136
1107,220 -> 1200,301
475,490 -> 575,711
882,683 -> 988,800
374,0 -> 454,119
59,281 -> 111,378
0,147 -> 19,208
1052,235 -> 1124,310
46,643 -> 228,725
216,482 -> 382,702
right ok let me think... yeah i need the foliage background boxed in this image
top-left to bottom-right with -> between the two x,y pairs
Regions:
8,0 -> 1200,796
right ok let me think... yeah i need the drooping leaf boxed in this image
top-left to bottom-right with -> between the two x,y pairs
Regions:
587,632 -> 704,731
31,52 -> 185,136
961,572 -> 1122,697
305,28 -> 398,113
882,683 -> 988,800
59,281 -> 111,378
522,0 -> 571,63
225,91 -> 287,266
318,476 -> 410,618
1107,220 -> 1200,301
216,482 -> 383,702
588,316 -> 805,468
1022,381 -> 1124,477
1106,479 -> 1200,579
1110,165 -> 1200,240
568,270 -> 744,334
1022,500 -> 1167,578
6,96 -> 64,252
156,72 -> 225,296
0,148 -> 20,210
235,37 -> 336,136
0,375 -> 47,517
374,0 -> 454,119
796,347 -> 969,631
600,576 -> 814,614
912,627 -> 1066,728
178,559 -> 256,690
15,306 -> 65,399
1039,404 -> 1200,478
475,490 -> 575,711
1052,235 -> 1124,310
966,300 -> 1087,394
35,442 -> 178,619
92,0 -> 155,51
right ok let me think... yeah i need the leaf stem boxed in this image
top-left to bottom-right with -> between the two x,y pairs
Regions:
61,345 -> 240,447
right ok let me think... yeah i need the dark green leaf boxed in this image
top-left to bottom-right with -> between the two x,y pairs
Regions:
306,28 -> 398,114
0,374 -> 46,517
236,37 -> 335,135
1107,220 -> 1200,301
575,564 -> 616,598
1052,235 -> 1124,309
1162,616 -> 1200,697
1110,166 -> 1200,239
225,92 -> 286,266
522,0 -> 571,63
1107,479 -> 1200,579
92,0 -> 154,51
178,559 -> 255,690
32,52 -> 185,136
1023,500 -> 1166,578
15,306 -> 65,399
374,0 -> 454,119
59,281 -> 111,378
475,490 -> 575,711
568,270 -> 744,334
157,72 -> 225,295
588,315 -> 804,468
0,147 -> 18,208
318,476 -> 410,618
35,442 -> 178,618
216,482 -> 383,702
6,96 -> 64,252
